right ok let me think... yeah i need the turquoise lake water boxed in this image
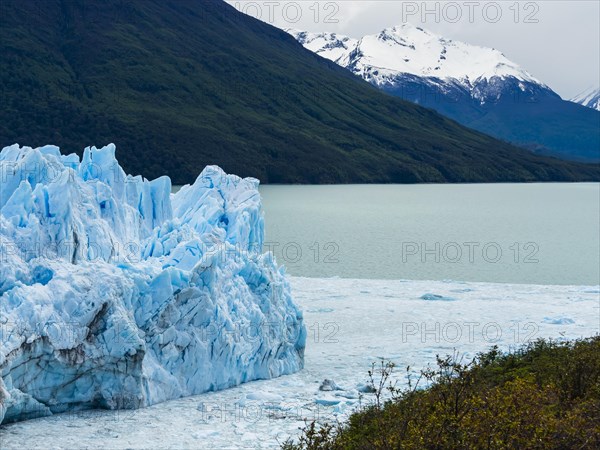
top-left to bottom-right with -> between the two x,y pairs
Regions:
257,183 -> 600,285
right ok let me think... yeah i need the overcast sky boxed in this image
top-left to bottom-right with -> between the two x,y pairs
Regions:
227,1 -> 599,99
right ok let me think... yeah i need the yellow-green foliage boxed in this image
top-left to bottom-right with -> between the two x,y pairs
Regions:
283,337 -> 600,449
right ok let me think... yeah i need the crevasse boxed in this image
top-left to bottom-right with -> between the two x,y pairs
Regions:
0,144 -> 306,424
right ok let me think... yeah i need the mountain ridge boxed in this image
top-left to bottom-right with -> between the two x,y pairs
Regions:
571,87 -> 600,111
1,0 -> 598,183
289,24 -> 544,92
288,25 -> 600,162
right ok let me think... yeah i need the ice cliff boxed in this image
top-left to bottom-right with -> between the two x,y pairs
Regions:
0,144 -> 306,424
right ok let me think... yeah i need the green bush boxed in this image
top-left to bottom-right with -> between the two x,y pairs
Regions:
283,337 -> 600,449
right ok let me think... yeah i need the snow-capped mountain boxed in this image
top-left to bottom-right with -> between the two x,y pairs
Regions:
292,30 -> 358,63
288,24 -> 546,106
571,87 -> 600,111
288,25 -> 600,162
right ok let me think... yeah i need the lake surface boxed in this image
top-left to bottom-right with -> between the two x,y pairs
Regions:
256,183 -> 600,285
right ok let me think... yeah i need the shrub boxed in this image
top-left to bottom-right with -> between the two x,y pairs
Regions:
284,337 -> 600,449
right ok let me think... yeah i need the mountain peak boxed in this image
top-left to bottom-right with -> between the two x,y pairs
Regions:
571,87 -> 600,111
285,28 -> 358,62
387,23 -> 434,37
288,24 -> 542,88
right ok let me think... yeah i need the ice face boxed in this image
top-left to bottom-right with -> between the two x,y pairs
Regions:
0,144 -> 306,424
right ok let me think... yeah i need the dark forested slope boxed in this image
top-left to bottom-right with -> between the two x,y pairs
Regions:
1,0 -> 598,183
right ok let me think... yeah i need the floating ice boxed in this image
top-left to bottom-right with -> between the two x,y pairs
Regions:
307,308 -> 335,313
357,382 -> 376,393
420,293 -> 456,301
0,144 -> 306,424
543,317 -> 576,325
318,379 -> 342,391
314,397 -> 341,406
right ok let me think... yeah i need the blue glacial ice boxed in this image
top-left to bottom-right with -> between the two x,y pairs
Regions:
0,144 -> 306,424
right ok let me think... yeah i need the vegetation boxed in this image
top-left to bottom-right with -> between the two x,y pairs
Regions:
1,0 -> 599,184
383,80 -> 600,163
283,337 -> 600,449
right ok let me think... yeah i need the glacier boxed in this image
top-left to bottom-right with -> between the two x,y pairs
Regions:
0,144 -> 306,424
